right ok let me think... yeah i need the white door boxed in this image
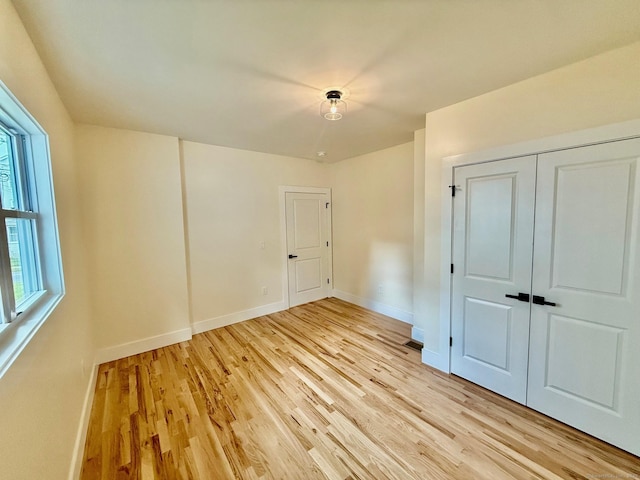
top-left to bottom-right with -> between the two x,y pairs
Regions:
285,192 -> 331,307
527,138 -> 640,455
451,156 -> 536,403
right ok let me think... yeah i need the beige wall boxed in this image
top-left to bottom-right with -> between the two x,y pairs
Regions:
418,41 -> 640,355
182,141 -> 329,324
76,125 -> 190,355
78,131 -> 413,342
0,1 -> 94,478
329,142 -> 414,317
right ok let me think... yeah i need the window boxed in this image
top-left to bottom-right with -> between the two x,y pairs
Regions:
0,80 -> 64,377
0,126 -> 42,318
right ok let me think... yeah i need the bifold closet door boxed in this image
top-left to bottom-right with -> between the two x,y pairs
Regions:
527,138 -> 640,456
450,156 -> 536,404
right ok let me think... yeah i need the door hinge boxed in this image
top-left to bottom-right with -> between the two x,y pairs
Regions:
449,185 -> 456,197
327,278 -> 330,284
450,264 -> 454,274
326,241 -> 329,247
449,336 -> 453,347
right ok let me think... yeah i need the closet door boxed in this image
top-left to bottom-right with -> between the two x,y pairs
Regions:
527,138 -> 640,456
450,156 -> 536,403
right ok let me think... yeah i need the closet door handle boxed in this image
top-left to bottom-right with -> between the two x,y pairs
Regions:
288,254 -> 298,259
505,293 -> 530,303
532,295 -> 557,307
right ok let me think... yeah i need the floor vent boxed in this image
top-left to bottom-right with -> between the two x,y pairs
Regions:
403,340 -> 423,352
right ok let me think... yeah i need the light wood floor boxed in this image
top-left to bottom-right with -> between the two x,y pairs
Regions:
80,298 -> 640,479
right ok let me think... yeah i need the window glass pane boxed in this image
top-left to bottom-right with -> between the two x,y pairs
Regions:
5,217 -> 40,307
0,130 -> 22,211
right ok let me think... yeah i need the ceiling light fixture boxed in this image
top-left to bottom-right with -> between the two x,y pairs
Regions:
321,90 -> 346,121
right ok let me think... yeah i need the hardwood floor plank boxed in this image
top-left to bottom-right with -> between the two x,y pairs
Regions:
80,298 -> 640,479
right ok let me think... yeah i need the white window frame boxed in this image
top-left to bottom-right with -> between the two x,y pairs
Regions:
0,80 -> 65,378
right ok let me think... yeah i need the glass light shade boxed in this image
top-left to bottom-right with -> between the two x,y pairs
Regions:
321,98 -> 346,121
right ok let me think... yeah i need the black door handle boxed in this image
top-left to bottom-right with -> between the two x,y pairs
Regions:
532,295 -> 557,306
288,254 -> 298,259
505,292 -> 530,303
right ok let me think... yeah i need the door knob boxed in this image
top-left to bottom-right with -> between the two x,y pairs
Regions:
532,295 -> 557,306
505,292 -> 530,303
288,254 -> 298,259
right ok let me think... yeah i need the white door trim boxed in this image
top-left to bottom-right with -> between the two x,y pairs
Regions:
433,118 -> 640,374
279,186 -> 333,308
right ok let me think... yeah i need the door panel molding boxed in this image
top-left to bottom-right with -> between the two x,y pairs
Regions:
462,297 -> 512,371
543,313 -> 623,411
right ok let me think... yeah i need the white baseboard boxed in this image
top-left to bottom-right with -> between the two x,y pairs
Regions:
68,363 -> 99,480
421,347 -> 450,373
191,301 -> 287,335
411,326 -> 424,343
332,290 -> 413,324
94,327 -> 193,365
93,301 -> 290,364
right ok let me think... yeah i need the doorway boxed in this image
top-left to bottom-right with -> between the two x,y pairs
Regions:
280,186 -> 333,308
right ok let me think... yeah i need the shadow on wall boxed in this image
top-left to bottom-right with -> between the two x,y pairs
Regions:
362,240 -> 412,310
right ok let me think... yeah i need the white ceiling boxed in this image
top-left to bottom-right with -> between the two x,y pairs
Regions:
11,0 -> 640,162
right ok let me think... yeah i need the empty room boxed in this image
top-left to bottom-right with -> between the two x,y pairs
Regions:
0,0 -> 639,478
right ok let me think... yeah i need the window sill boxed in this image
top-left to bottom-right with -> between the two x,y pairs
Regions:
0,291 -> 64,379
16,289 -> 47,315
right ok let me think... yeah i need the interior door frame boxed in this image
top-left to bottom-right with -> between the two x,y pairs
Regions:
432,119 -> 640,374
279,186 -> 333,308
